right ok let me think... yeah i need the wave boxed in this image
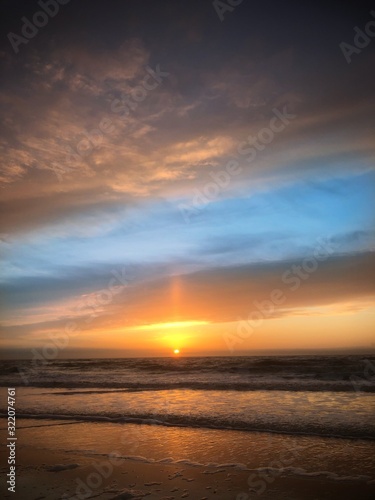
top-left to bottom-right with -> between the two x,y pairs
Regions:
1,378 -> 374,392
1,355 -> 374,392
87,455 -> 375,483
2,354 -> 374,373
1,411 -> 374,441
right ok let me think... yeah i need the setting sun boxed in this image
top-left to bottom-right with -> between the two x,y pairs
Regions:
173,349 -> 180,354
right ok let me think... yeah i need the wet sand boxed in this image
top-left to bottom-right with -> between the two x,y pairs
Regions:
1,419 -> 375,500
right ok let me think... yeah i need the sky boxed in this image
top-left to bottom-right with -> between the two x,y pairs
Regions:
0,0 -> 374,358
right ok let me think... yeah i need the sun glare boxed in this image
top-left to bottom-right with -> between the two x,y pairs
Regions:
173,349 -> 180,354
135,320 -> 208,331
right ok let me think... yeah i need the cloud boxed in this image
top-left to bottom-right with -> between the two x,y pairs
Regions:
2,250 -> 374,335
123,251 -> 375,325
1,0 -> 374,353
0,186 -> 127,234
1,27 -> 374,198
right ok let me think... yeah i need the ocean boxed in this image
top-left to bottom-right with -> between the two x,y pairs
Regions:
1,355 -> 375,437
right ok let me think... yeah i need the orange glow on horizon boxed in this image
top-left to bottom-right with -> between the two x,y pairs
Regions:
134,320 -> 209,331
132,320 -> 210,353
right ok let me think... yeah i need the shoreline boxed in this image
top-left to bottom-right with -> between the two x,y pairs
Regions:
2,413 -> 375,442
1,419 -> 375,499
3,443 -> 375,500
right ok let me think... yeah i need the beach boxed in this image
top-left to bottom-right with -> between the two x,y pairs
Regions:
1,418 -> 375,499
1,356 -> 375,499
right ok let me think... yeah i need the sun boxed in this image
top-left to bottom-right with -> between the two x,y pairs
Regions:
173,349 -> 180,354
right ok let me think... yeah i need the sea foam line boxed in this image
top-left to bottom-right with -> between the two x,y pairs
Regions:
0,412 -> 374,441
